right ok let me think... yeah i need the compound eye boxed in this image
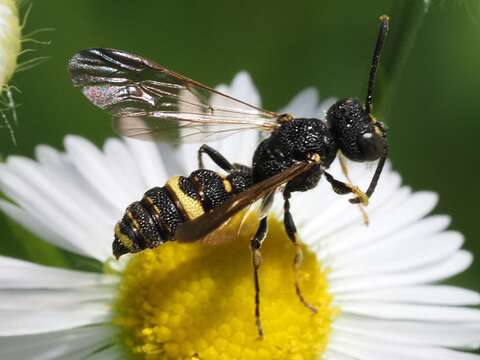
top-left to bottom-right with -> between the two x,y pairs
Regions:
358,132 -> 384,161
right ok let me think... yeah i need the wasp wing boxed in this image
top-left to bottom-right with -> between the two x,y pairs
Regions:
199,204 -> 260,246
199,192 -> 274,246
175,161 -> 316,243
68,48 -> 279,143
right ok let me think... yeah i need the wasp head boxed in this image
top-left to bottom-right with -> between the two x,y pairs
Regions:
326,98 -> 386,162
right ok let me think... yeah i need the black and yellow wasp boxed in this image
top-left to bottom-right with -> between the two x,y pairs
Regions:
69,16 -> 389,338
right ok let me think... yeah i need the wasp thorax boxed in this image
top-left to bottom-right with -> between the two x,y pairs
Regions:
327,98 -> 384,162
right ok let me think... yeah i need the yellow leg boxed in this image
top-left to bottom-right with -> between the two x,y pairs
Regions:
339,154 -> 370,225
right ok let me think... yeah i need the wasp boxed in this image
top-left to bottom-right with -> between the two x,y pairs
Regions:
68,15 -> 389,338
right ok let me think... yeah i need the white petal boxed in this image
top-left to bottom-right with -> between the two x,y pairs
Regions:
174,142 -> 200,174
339,301 -> 480,322
35,144 -> 65,169
216,71 -> 261,106
0,287 -> 114,310
330,333 -> 480,360
329,251 -> 473,293
173,124 -> 259,176
329,334 -> 408,360
329,215 -> 451,274
0,302 -> 111,335
207,72 -> 262,167
0,256 -> 118,289
3,156 -> 96,234
308,185 -> 412,262
0,166 -> 108,260
64,135 -> 130,210
316,97 -> 337,119
191,71 -> 262,168
279,87 -> 319,117
34,144 -> 118,225
85,345 -> 124,360
335,285 -> 480,306
299,164 -> 405,245
318,191 -> 438,258
0,200 -> 82,255
213,130 -> 259,169
124,138 -> 168,189
2,155 -> 112,260
103,138 -> 146,200
0,326 -> 114,360
330,231 -> 463,278
334,315 -> 480,349
157,143 -> 186,177
324,350 -> 358,360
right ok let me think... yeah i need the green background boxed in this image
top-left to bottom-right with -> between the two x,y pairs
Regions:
0,0 -> 479,293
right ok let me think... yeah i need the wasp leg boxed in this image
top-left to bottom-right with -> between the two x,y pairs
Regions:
323,171 -> 369,206
283,191 -> 318,314
197,144 -> 234,172
250,216 -> 268,340
338,155 -> 369,225
232,163 -> 252,173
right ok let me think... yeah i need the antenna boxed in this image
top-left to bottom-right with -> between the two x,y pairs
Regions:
350,16 -> 390,205
365,15 -> 389,117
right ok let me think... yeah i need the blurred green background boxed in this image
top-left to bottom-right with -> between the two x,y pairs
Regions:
0,0 -> 479,293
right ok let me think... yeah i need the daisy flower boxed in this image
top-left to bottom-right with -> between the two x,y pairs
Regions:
1,73 -> 480,360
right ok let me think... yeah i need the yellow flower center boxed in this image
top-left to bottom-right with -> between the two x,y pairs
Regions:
114,217 -> 335,360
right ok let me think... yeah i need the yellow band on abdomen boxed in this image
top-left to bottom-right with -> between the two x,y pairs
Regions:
115,223 -> 134,249
166,176 -> 204,220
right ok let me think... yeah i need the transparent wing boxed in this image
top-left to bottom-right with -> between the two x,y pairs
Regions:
69,48 -> 280,143
199,203 -> 260,246
199,192 -> 274,245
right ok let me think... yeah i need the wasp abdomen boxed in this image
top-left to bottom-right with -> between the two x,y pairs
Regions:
113,183 -> 189,258
143,186 -> 186,237
189,169 -> 232,210
113,170 -> 239,258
